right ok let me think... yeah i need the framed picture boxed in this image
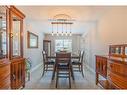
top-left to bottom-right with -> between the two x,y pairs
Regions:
27,31 -> 38,48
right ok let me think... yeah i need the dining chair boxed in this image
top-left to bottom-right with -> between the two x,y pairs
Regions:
72,51 -> 84,77
42,51 -> 55,77
55,52 -> 72,88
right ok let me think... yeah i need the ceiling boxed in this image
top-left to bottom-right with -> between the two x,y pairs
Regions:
17,6 -> 111,34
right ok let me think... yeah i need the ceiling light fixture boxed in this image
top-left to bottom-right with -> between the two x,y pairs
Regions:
49,14 -> 74,36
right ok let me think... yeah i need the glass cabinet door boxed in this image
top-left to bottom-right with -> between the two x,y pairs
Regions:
12,15 -> 21,57
9,6 -> 25,59
125,46 -> 127,56
0,6 -> 8,59
109,44 -> 127,58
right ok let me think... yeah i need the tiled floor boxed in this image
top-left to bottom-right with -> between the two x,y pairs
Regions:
24,65 -> 101,89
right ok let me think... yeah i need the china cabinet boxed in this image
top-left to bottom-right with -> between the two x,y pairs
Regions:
0,6 -> 10,89
9,6 -> 25,89
0,6 -> 25,89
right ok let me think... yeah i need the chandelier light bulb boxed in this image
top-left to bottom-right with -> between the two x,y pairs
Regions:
69,32 -> 72,36
61,32 -> 63,36
57,32 -> 59,36
51,32 -> 54,36
65,32 -> 68,36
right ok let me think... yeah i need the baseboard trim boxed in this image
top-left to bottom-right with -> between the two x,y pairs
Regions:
30,62 -> 42,73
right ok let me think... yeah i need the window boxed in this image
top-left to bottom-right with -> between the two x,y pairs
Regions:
55,39 -> 72,52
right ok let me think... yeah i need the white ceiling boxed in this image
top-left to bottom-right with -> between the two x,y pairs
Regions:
17,6 -> 111,34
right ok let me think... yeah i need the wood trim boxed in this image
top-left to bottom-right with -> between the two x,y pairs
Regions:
109,44 -> 127,47
6,6 -> 9,58
43,40 -> 51,56
43,40 -> 51,42
20,19 -> 23,57
9,7 -> 12,60
10,6 -> 25,19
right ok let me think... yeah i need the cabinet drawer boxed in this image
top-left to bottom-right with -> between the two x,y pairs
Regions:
0,64 -> 10,81
108,62 -> 127,76
0,75 -> 10,89
108,61 -> 127,89
108,72 -> 127,89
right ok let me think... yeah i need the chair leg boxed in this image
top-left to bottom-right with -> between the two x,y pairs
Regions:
42,64 -> 45,77
79,65 -> 81,72
96,72 -> 99,85
69,70 -> 71,89
81,64 -> 84,77
46,64 -> 48,72
70,65 -> 74,80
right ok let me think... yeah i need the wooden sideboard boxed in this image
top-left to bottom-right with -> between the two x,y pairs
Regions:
96,44 -> 127,89
0,59 -> 10,89
95,55 -> 108,89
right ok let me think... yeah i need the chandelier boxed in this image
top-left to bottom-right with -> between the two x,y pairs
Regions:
49,14 -> 74,36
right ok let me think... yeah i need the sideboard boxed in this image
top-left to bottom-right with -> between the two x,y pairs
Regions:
96,44 -> 127,89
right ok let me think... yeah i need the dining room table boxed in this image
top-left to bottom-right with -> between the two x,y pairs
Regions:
47,53 -> 80,59
47,52 -> 80,80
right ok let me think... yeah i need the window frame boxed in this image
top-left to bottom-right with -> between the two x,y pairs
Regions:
55,39 -> 72,52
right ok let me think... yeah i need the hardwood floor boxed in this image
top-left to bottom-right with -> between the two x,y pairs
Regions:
24,64 -> 101,89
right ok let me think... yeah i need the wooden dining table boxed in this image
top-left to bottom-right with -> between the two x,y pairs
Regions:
47,54 -> 80,59
47,53 -> 80,80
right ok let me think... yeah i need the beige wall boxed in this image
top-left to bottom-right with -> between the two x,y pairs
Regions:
44,34 -> 81,55
24,20 -> 44,69
83,7 -> 127,72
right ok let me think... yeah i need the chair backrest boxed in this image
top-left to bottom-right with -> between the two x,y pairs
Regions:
56,52 -> 71,65
79,51 -> 84,63
42,51 -> 48,64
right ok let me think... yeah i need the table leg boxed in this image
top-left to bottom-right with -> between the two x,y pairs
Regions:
96,72 -> 98,85
52,64 -> 56,80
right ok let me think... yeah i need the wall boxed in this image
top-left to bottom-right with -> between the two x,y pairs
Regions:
23,19 -> 44,69
82,7 -> 127,72
44,34 -> 81,55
